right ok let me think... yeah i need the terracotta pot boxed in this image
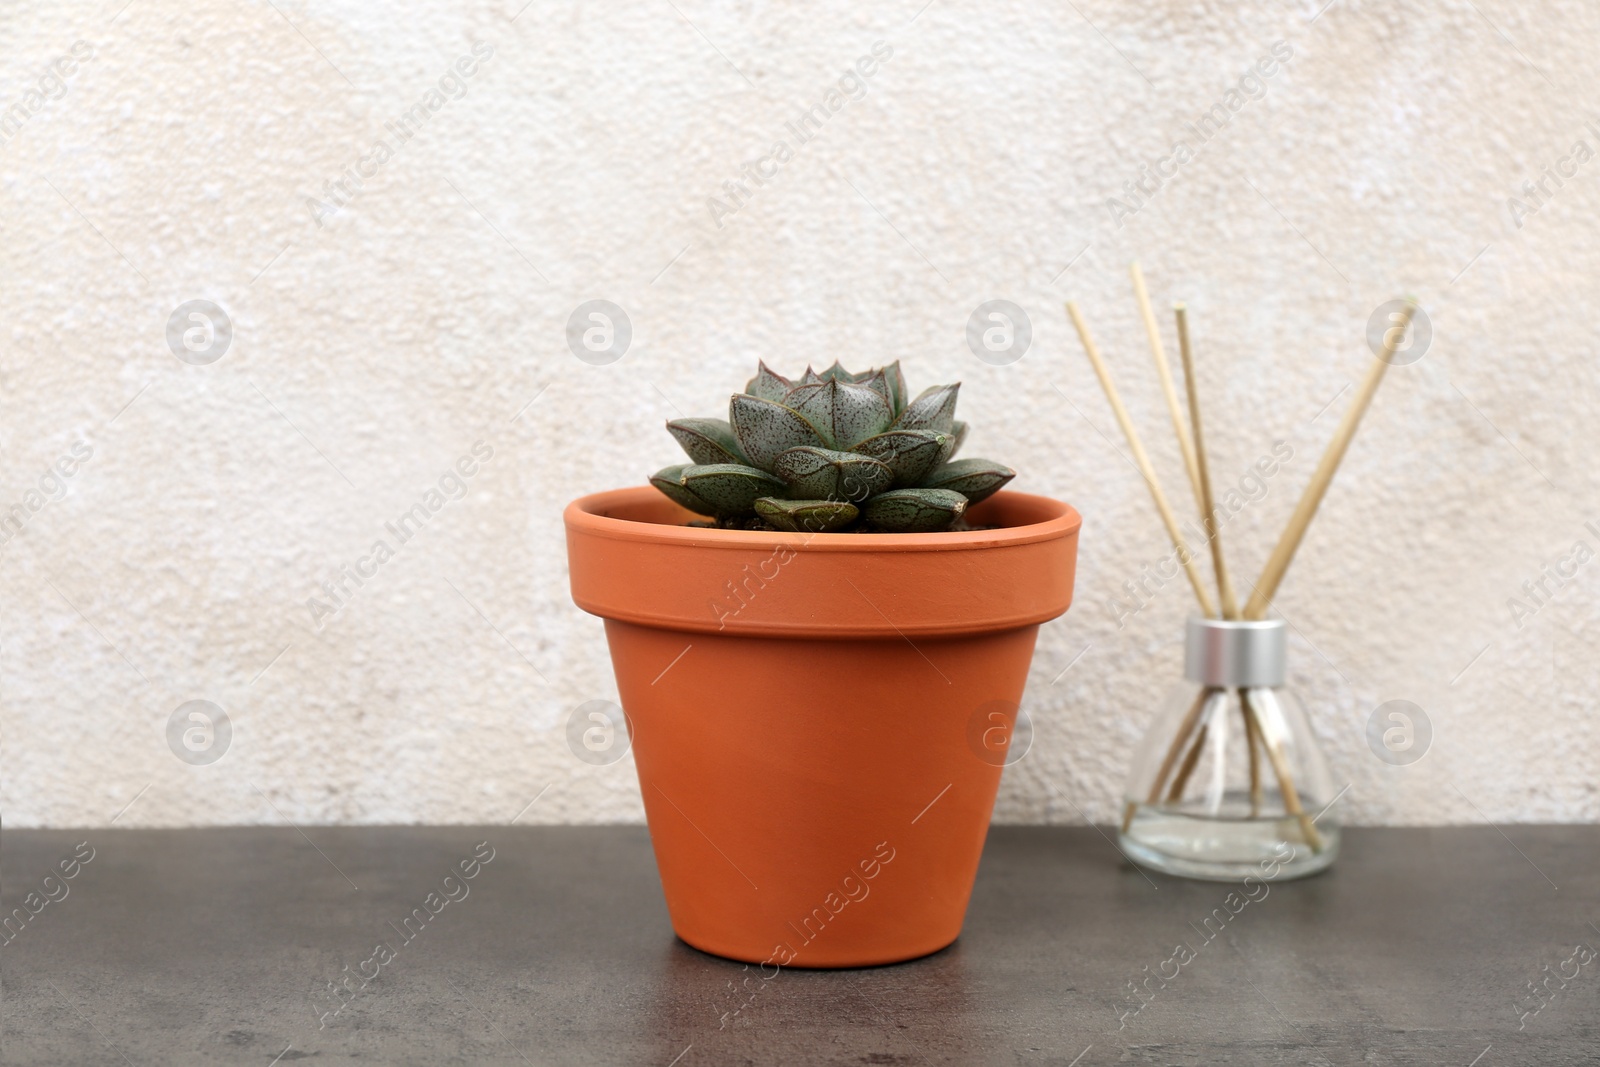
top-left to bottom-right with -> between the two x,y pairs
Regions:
565,486 -> 1080,967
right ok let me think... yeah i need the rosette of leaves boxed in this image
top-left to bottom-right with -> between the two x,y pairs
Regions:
649,361 -> 1015,533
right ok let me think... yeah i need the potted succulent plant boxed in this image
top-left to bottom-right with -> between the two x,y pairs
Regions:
565,361 -> 1080,967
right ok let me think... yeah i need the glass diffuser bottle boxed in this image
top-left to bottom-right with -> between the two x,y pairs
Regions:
1118,617 -> 1339,881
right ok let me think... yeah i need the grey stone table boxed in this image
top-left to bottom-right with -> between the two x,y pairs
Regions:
4,826 -> 1597,1065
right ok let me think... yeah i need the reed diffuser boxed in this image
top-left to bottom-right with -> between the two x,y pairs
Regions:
1067,269 -> 1415,880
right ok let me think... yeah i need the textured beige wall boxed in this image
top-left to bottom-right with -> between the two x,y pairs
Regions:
2,0 -> 1596,828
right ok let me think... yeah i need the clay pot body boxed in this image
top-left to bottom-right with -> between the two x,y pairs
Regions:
565,487 -> 1080,966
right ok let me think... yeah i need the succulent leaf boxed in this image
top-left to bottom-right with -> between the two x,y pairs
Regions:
861,488 -> 967,532
949,420 -> 969,459
853,429 -> 949,488
744,361 -> 793,402
654,362 -> 1012,532
650,464 -> 716,515
858,369 -> 893,409
680,463 -> 786,515
782,379 -> 894,450
819,361 -> 878,384
729,394 -> 829,468
893,383 -> 959,434
667,417 -> 748,466
754,497 -> 860,533
772,447 -> 894,501
922,458 -> 1016,505
882,361 -> 908,416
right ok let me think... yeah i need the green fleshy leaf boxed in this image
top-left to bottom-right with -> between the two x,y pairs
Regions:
819,361 -> 877,383
948,420 -> 968,459
680,464 -> 786,515
798,366 -> 825,386
861,488 -> 968,532
852,430 -> 949,488
667,417 -> 748,466
772,447 -> 894,502
754,497 -> 860,533
893,383 -> 960,434
728,394 -> 829,469
922,458 -> 1015,505
858,369 -> 893,409
782,379 -> 894,450
744,361 -> 793,402
882,361 -> 908,416
650,464 -> 716,515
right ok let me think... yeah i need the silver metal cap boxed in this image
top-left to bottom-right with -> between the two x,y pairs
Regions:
1184,617 -> 1287,688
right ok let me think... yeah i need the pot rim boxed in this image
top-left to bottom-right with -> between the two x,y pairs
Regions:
564,486 -> 1082,551
566,487 -> 1081,640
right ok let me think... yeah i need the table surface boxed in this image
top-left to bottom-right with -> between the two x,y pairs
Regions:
4,825 -> 1597,1065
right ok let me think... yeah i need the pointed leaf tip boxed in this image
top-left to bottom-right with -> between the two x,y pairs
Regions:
668,417 -> 748,466
745,362 -> 794,402
893,382 -> 960,434
783,379 -> 893,450
651,464 -> 716,515
924,458 -> 1015,505
728,394 -> 829,469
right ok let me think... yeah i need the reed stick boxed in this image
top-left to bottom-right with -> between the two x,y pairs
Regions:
1145,689 -> 1210,801
1123,686 -> 1213,833
1130,304 -> 1240,829
1131,264 -> 1203,509
1066,302 -> 1217,619
1242,302 -> 1416,620
1243,688 -> 1323,852
1166,722 -> 1209,802
1171,305 -> 1272,821
1174,305 -> 1240,619
1242,696 -> 1263,816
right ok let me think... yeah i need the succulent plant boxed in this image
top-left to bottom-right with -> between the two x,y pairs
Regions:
650,361 -> 1015,533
